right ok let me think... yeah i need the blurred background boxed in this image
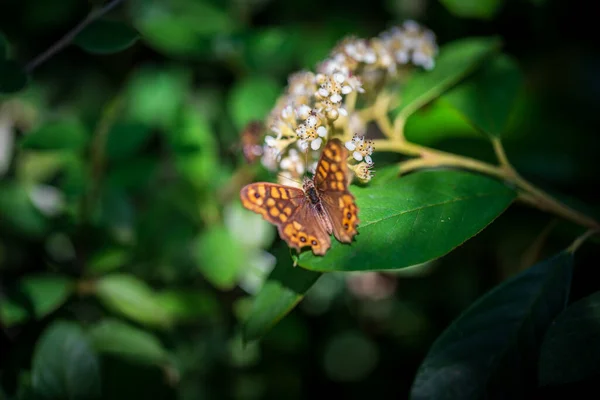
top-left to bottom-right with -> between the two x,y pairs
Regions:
1,0 -> 599,399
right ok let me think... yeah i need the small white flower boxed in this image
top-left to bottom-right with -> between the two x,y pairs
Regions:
345,141 -> 356,151
353,152 -> 363,161
265,136 -> 277,147
317,126 -> 327,137
330,93 -> 342,103
311,137 -> 323,150
365,155 -> 373,165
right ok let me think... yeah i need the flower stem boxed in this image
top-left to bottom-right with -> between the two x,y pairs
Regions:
373,138 -> 600,231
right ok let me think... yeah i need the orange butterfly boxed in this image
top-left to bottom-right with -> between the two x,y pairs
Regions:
240,138 -> 359,256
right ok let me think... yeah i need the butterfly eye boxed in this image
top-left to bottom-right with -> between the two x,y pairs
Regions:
254,192 -> 260,199
346,212 -> 352,219
300,236 -> 307,243
344,223 -> 349,230
311,240 -> 318,246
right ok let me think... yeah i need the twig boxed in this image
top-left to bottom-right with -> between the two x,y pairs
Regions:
25,0 -> 126,73
568,229 -> 599,253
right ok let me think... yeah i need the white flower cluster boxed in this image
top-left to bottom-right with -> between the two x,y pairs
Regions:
258,20 -> 438,184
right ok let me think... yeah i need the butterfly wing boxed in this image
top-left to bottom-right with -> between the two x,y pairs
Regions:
314,138 -> 360,243
240,182 -> 331,255
240,182 -> 304,226
279,202 -> 332,255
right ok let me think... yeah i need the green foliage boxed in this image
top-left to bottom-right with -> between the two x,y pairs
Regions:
298,169 -> 516,271
440,0 -> 503,20
392,37 -> 501,120
95,274 -> 172,328
442,54 -> 523,138
0,274 -> 73,326
20,119 -> 88,150
87,319 -> 170,366
228,76 -> 281,131
74,19 -> 139,54
195,225 -> 245,290
411,252 -> 573,399
538,290 -> 600,386
130,0 -> 235,58
31,321 -> 101,400
243,251 -> 322,342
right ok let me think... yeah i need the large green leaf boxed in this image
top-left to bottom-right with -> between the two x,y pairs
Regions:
74,19 -> 139,54
228,76 -> 281,131
95,274 -> 172,328
31,320 -> 101,400
538,290 -> 600,386
392,37 -> 500,121
87,319 -> 169,366
440,0 -> 503,19
20,120 -> 88,151
298,169 -> 515,271
0,59 -> 28,94
442,54 -> 523,138
410,252 -> 573,399
243,248 -> 322,343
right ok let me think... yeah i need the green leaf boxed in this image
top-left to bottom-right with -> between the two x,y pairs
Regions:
405,100 -> 482,146
392,37 -> 500,121
442,54 -> 523,138
20,120 -> 88,151
156,289 -> 221,323
243,250 -> 322,343
228,76 -> 280,131
104,121 -> 152,161
95,274 -> 172,328
299,169 -> 515,272
440,0 -> 503,19
124,66 -> 191,129
31,320 -> 101,400
74,19 -> 138,54
539,290 -> 600,386
87,248 -> 131,275
195,226 -> 244,290
411,252 -> 573,399
21,274 -> 73,316
0,182 -> 47,237
131,0 -> 235,57
87,318 -> 169,366
0,59 -> 28,94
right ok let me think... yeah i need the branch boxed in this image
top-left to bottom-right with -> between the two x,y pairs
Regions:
25,0 -> 126,73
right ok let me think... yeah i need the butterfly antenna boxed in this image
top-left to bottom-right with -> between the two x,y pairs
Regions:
276,172 -> 303,186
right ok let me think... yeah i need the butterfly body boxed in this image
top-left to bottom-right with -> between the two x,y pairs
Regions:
240,139 -> 359,256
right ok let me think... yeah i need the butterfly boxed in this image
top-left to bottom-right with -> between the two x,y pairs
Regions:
240,120 -> 264,164
240,138 -> 359,256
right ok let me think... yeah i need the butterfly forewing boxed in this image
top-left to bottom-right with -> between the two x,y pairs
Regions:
314,139 -> 360,243
240,183 -> 304,226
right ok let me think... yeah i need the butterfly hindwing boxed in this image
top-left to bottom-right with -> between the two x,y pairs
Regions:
279,203 -> 332,255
